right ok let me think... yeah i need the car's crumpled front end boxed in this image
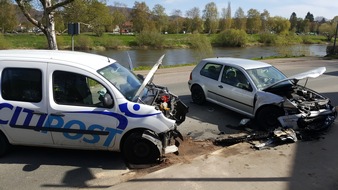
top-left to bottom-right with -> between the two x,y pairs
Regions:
278,84 -> 336,131
263,67 -> 336,131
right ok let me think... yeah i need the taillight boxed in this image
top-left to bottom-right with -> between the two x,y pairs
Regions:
189,72 -> 192,80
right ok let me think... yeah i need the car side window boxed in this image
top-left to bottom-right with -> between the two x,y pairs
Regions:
221,66 -> 252,91
200,63 -> 222,80
53,71 -> 109,107
1,68 -> 42,102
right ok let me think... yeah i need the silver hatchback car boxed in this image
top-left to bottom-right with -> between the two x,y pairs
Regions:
188,57 -> 336,131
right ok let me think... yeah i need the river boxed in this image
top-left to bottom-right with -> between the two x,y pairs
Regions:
90,44 -> 328,68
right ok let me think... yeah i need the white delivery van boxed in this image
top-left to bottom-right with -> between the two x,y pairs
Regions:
0,50 -> 188,166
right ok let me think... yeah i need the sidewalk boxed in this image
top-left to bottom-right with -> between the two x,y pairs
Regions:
109,123 -> 338,190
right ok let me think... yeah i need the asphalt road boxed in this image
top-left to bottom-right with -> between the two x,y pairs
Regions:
1,57 -> 338,190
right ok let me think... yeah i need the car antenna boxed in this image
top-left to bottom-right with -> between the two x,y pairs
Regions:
127,51 -> 133,71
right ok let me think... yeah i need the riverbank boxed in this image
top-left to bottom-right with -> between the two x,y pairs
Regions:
0,32 -> 329,50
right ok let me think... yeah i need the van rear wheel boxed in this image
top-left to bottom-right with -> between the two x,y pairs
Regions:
122,132 -> 160,165
0,132 -> 9,157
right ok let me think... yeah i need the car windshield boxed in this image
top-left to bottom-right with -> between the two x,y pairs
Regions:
98,63 -> 142,101
247,66 -> 287,90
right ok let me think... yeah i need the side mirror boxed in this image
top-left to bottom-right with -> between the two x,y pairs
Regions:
103,93 -> 114,108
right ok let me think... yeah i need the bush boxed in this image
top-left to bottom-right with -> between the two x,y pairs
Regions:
135,30 -> 165,48
215,29 -> 247,47
75,35 -> 93,50
0,34 -> 11,49
102,37 -> 123,49
258,32 -> 277,44
188,33 -> 213,61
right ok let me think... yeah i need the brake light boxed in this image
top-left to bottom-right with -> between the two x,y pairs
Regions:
189,72 -> 192,80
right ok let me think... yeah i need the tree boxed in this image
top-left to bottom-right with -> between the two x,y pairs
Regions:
131,1 -> 151,33
152,4 -> 168,33
246,9 -> 261,34
203,2 -> 219,34
233,7 -> 246,31
15,0 -> 75,50
185,7 -> 203,33
0,0 -> 17,33
87,0 -> 111,36
305,12 -> 314,22
111,2 -> 129,34
319,22 -> 336,41
169,9 -> 184,34
260,9 -> 270,32
269,16 -> 290,34
289,12 -> 297,32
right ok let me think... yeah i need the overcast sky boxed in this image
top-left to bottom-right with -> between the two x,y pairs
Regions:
108,0 -> 338,20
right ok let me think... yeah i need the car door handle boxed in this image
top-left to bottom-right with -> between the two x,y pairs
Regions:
218,85 -> 223,88
50,112 -> 65,117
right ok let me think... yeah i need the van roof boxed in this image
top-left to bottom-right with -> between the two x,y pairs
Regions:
0,50 -> 115,70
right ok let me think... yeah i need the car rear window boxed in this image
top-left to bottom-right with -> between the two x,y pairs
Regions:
200,63 -> 222,80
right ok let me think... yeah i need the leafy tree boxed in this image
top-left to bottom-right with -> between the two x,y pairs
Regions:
260,9 -> 270,32
169,9 -> 184,34
203,2 -> 219,34
111,2 -> 129,34
224,2 -> 232,30
319,22 -> 336,41
246,8 -> 261,34
152,4 -> 168,33
185,7 -> 203,33
87,0 -> 111,36
0,0 -> 17,33
289,12 -> 297,32
15,0 -> 75,50
305,12 -> 314,22
131,1 -> 151,33
63,0 -> 89,29
233,7 -> 246,31
269,16 -> 290,34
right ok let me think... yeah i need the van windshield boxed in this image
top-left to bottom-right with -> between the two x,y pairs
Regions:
98,63 -> 142,101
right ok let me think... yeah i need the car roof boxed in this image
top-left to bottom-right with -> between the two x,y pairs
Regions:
0,50 -> 115,70
202,57 -> 271,70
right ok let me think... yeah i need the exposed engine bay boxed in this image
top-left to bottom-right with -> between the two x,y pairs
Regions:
140,83 -> 189,125
277,84 -> 336,131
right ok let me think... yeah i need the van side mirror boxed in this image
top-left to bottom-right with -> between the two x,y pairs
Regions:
103,93 -> 114,108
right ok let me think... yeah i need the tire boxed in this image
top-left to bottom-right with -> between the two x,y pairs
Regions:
191,85 -> 206,105
122,132 -> 160,165
0,132 -> 9,157
256,106 -> 284,131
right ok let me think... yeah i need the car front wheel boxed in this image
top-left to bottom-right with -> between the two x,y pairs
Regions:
256,106 -> 284,131
122,132 -> 161,165
191,85 -> 206,105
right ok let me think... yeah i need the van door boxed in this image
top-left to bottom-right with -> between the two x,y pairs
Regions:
47,64 -> 121,150
0,61 -> 53,145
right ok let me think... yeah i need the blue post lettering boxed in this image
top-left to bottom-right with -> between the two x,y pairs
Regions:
0,103 -> 13,124
9,106 -> 22,127
63,120 -> 85,140
22,108 -> 34,126
83,124 -> 104,144
103,127 -> 123,147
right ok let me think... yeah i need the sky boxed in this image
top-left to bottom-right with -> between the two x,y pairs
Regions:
107,0 -> 338,20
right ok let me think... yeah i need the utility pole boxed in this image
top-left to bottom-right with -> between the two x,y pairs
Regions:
332,21 -> 338,55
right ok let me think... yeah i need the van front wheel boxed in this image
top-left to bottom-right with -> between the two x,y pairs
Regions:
122,132 -> 160,165
0,132 -> 9,157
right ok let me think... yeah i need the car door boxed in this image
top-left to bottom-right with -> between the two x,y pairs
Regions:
199,63 -> 223,101
0,61 -> 53,145
216,66 -> 256,116
47,64 -> 121,150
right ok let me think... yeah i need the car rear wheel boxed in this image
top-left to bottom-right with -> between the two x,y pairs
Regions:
191,85 -> 206,105
0,132 -> 9,157
122,132 -> 160,165
256,106 -> 284,131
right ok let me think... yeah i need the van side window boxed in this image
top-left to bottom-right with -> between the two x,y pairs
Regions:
53,71 -> 109,107
1,68 -> 42,102
200,63 -> 222,80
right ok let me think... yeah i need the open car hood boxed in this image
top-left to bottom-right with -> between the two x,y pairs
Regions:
133,54 -> 165,100
262,67 -> 326,91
